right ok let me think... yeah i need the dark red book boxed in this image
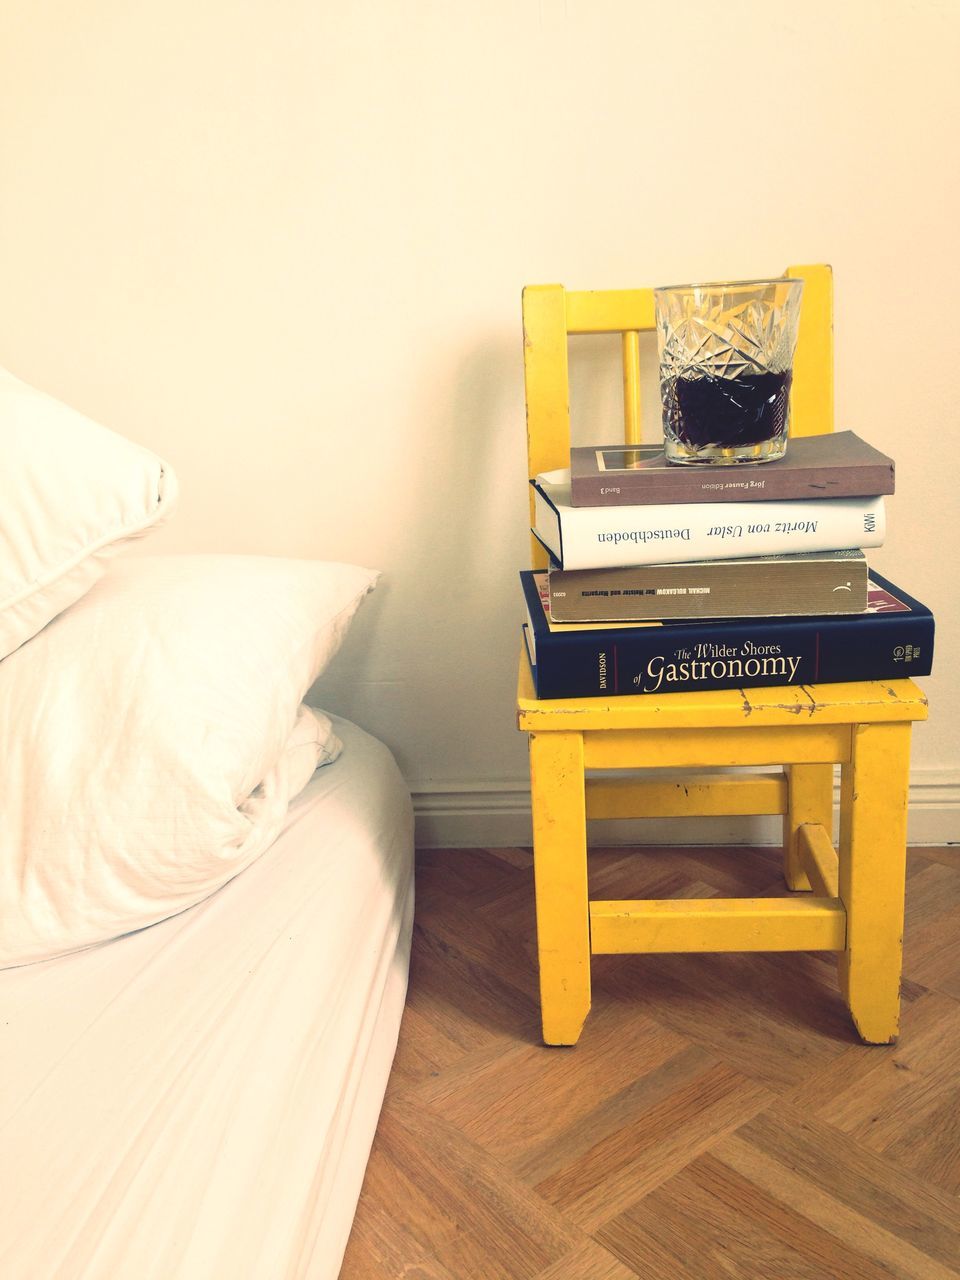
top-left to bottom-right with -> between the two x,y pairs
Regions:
570,430 -> 895,507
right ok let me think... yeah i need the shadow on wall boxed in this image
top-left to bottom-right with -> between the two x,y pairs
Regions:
394,328 -> 528,590
306,327 -> 528,763
311,316 -> 667,735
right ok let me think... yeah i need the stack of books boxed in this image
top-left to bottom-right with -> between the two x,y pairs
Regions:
521,431 -> 935,698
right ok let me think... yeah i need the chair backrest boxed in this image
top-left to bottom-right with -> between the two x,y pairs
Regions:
522,263 -> 834,569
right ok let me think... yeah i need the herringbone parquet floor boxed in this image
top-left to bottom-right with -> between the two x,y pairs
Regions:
341,843 -> 960,1279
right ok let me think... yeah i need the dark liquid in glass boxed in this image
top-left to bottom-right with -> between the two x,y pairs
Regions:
663,369 -> 792,449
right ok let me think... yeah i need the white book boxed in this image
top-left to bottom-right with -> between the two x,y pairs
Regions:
532,469 -> 886,570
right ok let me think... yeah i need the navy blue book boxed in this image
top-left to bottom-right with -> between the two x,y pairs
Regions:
520,568 -> 934,699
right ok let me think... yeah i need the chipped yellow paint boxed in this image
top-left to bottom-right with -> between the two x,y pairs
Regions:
838,722 -> 913,1043
783,763 -> 835,891
518,655 -> 928,732
796,821 -> 840,898
529,732 -> 591,1045
586,773 -> 787,820
564,288 -> 655,335
590,896 -> 846,955
581,724 -> 850,769
522,285 -> 570,570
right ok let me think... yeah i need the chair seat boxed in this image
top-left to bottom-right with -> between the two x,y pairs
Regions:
518,650 -> 928,731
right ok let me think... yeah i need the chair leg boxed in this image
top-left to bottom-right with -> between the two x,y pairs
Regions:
529,731 -> 590,1046
837,722 -> 913,1044
782,763 -> 834,891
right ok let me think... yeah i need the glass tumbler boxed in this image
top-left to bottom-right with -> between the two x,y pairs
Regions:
654,277 -> 804,465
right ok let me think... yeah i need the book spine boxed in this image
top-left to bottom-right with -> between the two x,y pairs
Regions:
546,555 -> 868,622
571,462 -> 894,507
532,611 -> 933,699
550,495 -> 885,570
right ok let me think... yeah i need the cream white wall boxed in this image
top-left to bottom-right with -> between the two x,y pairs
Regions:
2,0 -> 957,844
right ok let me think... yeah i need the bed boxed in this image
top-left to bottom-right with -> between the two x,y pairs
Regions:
0,366 -> 414,1278
0,716 -> 414,1279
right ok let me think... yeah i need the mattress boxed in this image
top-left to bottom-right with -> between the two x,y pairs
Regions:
0,717 -> 414,1280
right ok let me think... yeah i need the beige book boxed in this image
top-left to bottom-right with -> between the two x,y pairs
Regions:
546,550 -> 869,623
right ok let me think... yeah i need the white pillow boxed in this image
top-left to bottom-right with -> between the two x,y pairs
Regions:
0,554 -> 379,967
0,365 -> 178,660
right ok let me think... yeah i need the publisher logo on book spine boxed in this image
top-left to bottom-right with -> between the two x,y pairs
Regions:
893,645 -> 921,664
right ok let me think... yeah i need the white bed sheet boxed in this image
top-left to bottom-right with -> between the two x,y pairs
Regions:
0,717 -> 414,1280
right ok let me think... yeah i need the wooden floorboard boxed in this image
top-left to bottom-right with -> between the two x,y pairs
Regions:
341,845 -> 960,1279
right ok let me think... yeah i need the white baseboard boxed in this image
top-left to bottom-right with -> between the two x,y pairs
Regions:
412,769 -> 960,849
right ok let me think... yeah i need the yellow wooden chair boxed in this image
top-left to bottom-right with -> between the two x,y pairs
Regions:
517,264 -> 928,1048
